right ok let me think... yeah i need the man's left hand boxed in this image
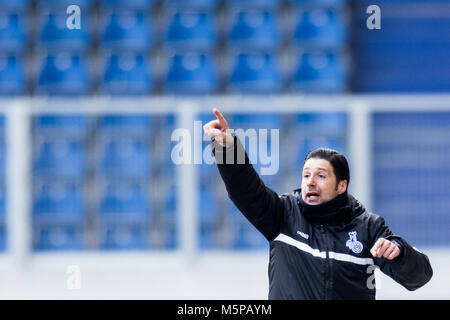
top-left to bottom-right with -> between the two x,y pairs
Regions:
370,238 -> 401,260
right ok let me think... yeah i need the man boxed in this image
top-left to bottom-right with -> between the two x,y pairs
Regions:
203,108 -> 433,300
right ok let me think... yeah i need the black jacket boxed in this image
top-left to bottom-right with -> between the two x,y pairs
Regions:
212,135 -> 433,300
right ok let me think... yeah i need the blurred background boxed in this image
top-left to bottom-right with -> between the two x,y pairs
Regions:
0,0 -> 449,299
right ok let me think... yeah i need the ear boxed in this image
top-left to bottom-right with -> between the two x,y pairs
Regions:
337,180 -> 348,195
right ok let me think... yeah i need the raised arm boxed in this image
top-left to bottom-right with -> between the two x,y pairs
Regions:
203,108 -> 286,241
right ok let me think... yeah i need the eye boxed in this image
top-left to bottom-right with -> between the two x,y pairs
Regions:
319,174 -> 325,178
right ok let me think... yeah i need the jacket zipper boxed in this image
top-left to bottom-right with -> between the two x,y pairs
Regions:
320,224 -> 331,300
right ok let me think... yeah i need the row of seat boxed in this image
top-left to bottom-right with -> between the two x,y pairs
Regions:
5,112 -> 348,178
0,51 -> 349,95
0,9 -> 348,54
34,136 -> 154,178
32,182 -> 270,250
33,213 -> 269,250
0,0 -> 350,96
33,180 -> 153,221
32,115 -> 155,177
30,113 -> 347,176
33,223 -> 176,250
0,0 -> 347,12
32,174 -> 178,250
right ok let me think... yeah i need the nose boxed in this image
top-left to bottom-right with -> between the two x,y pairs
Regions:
306,176 -> 316,187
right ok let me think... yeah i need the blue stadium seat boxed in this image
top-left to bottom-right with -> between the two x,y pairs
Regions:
288,113 -> 347,166
101,0 -> 153,11
166,11 -> 216,52
33,115 -> 89,178
227,204 -> 268,250
293,0 -> 345,8
98,181 -> 151,224
33,181 -> 85,224
101,54 -> 154,95
231,116 -> 279,159
38,13 -> 90,54
98,115 -> 152,137
165,53 -> 219,94
294,112 -> 347,134
231,112 -> 282,168
199,184 -> 219,227
99,224 -> 148,250
294,137 -> 346,165
37,54 -> 90,96
33,224 -> 83,251
292,51 -> 348,93
229,11 -> 280,52
0,55 -> 26,96
34,115 -> 89,139
228,53 -> 283,94
97,115 -> 153,176
34,137 -> 87,178
0,0 -> 29,12
101,12 -> 153,53
229,0 -> 280,10
97,136 -> 152,178
294,8 -> 348,50
231,113 -> 282,130
199,162 -> 219,185
233,222 -> 268,250
165,0 -> 217,11
0,13 -> 26,54
96,115 -> 152,178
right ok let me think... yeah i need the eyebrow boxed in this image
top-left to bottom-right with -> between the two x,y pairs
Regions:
303,167 -> 329,173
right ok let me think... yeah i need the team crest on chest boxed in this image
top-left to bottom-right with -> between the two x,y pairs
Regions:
346,231 -> 363,254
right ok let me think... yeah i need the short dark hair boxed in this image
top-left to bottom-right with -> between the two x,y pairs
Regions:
303,148 -> 350,190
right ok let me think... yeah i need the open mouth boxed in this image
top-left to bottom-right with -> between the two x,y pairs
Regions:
306,191 -> 320,202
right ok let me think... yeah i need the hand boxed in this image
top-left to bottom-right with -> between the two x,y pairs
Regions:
370,238 -> 401,260
203,108 -> 234,148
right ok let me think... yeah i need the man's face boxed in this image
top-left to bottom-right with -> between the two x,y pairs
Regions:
301,158 -> 347,205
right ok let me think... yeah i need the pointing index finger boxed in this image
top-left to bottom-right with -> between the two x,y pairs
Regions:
213,108 -> 228,127
213,108 -> 223,119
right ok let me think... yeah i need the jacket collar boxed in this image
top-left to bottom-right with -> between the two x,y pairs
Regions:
293,188 -> 365,226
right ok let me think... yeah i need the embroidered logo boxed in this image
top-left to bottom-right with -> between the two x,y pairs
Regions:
346,231 -> 363,254
296,230 -> 309,240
